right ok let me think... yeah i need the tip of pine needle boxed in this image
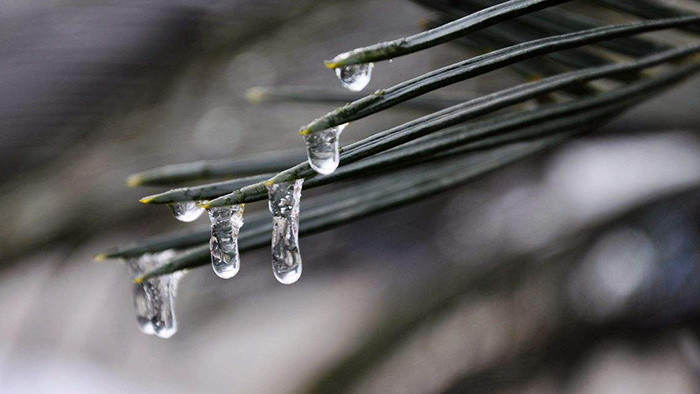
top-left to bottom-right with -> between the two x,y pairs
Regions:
418,17 -> 431,30
198,201 -> 211,209
139,196 -> 155,204
94,253 -> 107,262
324,60 -> 340,69
299,128 -> 311,136
245,87 -> 266,103
133,276 -> 145,284
126,175 -> 142,187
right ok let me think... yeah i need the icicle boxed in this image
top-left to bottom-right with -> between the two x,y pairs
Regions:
304,123 -> 347,175
267,179 -> 304,285
207,205 -> 244,279
167,201 -> 205,222
124,250 -> 184,339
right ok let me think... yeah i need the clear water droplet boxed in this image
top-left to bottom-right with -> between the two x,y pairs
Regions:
207,205 -> 244,279
267,179 -> 303,285
124,250 -> 184,338
335,62 -> 374,92
167,201 -> 205,222
304,123 -> 347,175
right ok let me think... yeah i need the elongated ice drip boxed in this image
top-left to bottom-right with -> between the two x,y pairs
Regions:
267,179 -> 304,284
207,205 -> 245,279
125,250 -> 183,338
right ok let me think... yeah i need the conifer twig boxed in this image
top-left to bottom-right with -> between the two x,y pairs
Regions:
198,48 -> 700,208
306,16 -> 700,136
324,0 -> 571,68
128,150 -> 305,187
136,134 -> 571,281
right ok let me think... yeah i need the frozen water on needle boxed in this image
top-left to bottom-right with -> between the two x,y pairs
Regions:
333,57 -> 374,92
207,205 -> 245,279
304,123 -> 347,175
267,179 -> 304,284
168,201 -> 205,222
125,250 -> 184,338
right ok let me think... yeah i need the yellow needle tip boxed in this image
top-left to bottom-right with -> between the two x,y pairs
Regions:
126,175 -> 142,187
418,17 -> 431,29
245,87 -> 266,103
139,196 -> 155,204
133,276 -> 145,284
299,128 -> 311,136
94,253 -> 107,262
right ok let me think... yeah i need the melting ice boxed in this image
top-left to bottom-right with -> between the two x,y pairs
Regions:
168,201 -> 205,222
267,179 -> 303,284
207,205 -> 245,279
124,250 -> 183,339
304,123 -> 347,175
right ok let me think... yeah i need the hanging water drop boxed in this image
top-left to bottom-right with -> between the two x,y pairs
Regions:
167,201 -> 205,222
207,205 -> 244,279
267,179 -> 303,285
124,250 -> 184,338
304,123 -> 347,175
335,62 -> 374,92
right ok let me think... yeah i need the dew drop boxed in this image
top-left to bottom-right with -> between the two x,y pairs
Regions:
335,62 -> 374,92
167,201 -> 205,222
124,250 -> 184,338
304,123 -> 347,175
267,179 -> 304,285
207,205 -> 244,279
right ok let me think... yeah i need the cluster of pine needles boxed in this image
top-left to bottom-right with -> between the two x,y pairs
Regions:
98,0 -> 700,285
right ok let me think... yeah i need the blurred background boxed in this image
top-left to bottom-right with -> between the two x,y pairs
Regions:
1,0 -> 700,393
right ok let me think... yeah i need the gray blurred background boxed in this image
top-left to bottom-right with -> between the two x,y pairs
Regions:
1,0 -> 700,393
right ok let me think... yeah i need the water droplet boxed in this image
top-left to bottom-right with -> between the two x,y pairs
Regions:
304,123 -> 347,175
267,179 -> 303,285
335,62 -> 374,92
124,250 -> 184,338
207,205 -> 244,279
167,201 -> 205,222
